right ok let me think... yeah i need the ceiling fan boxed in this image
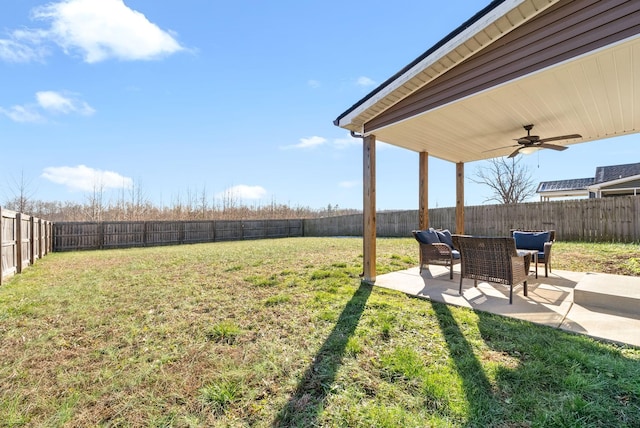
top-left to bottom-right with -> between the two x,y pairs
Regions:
506,124 -> 581,158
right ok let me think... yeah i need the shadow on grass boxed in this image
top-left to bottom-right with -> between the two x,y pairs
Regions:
274,282 -> 373,427
475,310 -> 640,426
432,302 -> 502,426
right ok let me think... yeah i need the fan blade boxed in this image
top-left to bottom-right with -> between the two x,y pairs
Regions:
482,144 -> 518,153
537,134 -> 582,143
507,147 -> 522,158
539,143 -> 568,151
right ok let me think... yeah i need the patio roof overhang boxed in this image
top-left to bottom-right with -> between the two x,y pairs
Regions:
537,189 -> 590,201
587,173 -> 640,196
333,0 -> 640,283
335,0 -> 640,163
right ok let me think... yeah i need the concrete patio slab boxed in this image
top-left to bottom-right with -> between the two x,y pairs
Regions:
574,272 -> 640,316
374,266 -> 640,348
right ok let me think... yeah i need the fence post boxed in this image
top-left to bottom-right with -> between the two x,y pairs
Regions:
98,222 -> 104,250
29,216 -> 35,265
16,213 -> 23,274
37,219 -> 40,258
39,219 -> 44,258
0,207 -> 3,285
46,221 -> 51,254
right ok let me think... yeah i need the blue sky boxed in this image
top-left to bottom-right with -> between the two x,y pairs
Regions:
1,0 -> 638,212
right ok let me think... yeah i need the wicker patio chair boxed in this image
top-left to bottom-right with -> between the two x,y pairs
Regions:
453,236 -> 530,304
412,229 -> 460,280
510,229 -> 555,277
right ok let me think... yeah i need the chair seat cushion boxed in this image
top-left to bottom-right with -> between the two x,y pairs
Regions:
513,231 -> 550,252
518,250 -> 546,260
415,229 -> 440,245
451,249 -> 460,260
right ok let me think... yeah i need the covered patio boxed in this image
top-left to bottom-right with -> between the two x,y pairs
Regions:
374,264 -> 640,347
334,0 -> 640,283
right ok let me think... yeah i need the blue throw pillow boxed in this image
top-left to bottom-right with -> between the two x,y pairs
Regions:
415,229 -> 440,245
436,229 -> 455,249
513,231 -> 549,252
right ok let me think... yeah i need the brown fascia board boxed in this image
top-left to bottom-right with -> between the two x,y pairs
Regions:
333,0 -> 507,127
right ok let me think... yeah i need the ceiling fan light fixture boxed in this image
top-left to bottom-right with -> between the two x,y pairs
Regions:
519,146 -> 539,155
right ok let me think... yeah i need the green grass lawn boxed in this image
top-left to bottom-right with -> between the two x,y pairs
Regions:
1,238 -> 639,427
552,241 -> 640,276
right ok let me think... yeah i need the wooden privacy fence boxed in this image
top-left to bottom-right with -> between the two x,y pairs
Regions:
304,211 -> 418,237
304,196 -> 640,243
53,219 -> 304,251
0,208 -> 53,285
5,196 -> 637,265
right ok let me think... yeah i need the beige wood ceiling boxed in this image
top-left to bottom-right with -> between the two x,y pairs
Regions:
368,35 -> 640,163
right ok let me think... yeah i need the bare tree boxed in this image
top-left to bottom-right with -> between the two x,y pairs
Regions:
198,185 -> 208,219
471,157 -> 536,204
219,188 -> 239,218
172,191 -> 185,220
185,187 -> 198,219
4,170 -> 37,213
128,178 -> 148,220
85,180 -> 105,221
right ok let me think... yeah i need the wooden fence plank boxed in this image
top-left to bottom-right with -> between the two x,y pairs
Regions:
51,219 -> 305,251
31,196 -> 640,254
1,208 -> 51,283
302,197 -> 640,242
0,208 -> 19,284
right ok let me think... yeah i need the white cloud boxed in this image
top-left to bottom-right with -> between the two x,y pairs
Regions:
5,0 -> 184,63
36,91 -> 95,115
217,185 -> 267,201
339,180 -> 360,188
281,133 -> 372,151
280,132 -> 395,153
42,165 -> 133,191
0,91 -> 94,122
281,136 -> 327,150
356,76 -> 376,87
308,79 -> 321,88
0,105 -> 44,123
0,39 -> 45,63
333,133 -> 361,149
37,91 -> 73,113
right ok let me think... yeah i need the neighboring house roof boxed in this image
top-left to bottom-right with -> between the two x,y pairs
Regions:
538,162 -> 640,197
595,162 -> 640,184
